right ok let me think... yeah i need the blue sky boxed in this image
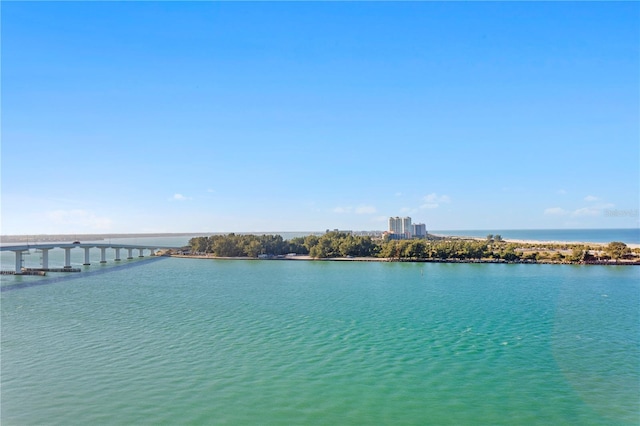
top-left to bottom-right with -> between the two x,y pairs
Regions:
2,1 -> 638,234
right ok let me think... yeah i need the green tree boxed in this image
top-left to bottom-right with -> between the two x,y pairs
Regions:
568,246 -> 585,262
303,235 -> 319,252
465,241 -> 487,259
432,242 -> 453,259
605,242 -> 630,261
189,236 -> 210,253
355,236 -> 376,257
339,235 -> 358,257
407,240 -> 427,259
212,236 -> 237,257
245,240 -> 263,257
396,240 -> 413,259
379,240 -> 400,259
309,244 -> 328,258
500,244 -> 521,261
288,237 -> 309,255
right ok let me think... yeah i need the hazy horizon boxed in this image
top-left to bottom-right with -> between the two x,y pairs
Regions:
3,227 -> 639,238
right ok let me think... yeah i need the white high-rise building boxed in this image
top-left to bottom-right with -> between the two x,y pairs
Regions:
389,216 -> 413,239
388,217 -> 403,234
402,217 -> 412,238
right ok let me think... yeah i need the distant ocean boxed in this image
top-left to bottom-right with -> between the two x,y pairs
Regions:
432,229 -> 639,244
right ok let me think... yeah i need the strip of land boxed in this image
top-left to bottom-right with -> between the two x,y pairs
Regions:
496,238 -> 638,250
167,233 -> 640,265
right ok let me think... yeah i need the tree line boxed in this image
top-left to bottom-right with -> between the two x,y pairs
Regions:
187,232 -> 635,262
189,234 -> 305,257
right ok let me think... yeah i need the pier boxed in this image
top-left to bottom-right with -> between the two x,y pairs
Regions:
0,243 -> 181,275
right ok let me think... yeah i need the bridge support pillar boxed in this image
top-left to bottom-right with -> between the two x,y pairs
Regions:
63,248 -> 72,269
84,247 -> 91,265
13,250 -> 24,274
114,247 -> 121,261
99,247 -> 107,263
127,248 -> 134,259
41,248 -> 50,269
149,248 -> 156,256
138,248 -> 144,258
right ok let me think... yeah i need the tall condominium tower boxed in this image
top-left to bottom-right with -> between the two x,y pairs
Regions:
412,223 -> 427,238
389,216 -> 413,238
389,216 -> 402,234
402,217 -> 412,237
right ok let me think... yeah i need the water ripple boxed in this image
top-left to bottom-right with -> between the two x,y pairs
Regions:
2,260 -> 638,425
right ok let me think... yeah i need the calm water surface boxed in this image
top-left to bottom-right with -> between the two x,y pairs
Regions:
2,258 -> 638,425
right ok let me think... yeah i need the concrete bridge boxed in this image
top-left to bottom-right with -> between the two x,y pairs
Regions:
1,243 -> 182,274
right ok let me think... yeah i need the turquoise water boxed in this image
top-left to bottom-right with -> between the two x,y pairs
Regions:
2,258 -> 639,425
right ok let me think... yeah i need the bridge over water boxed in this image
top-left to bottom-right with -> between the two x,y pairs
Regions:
0,243 -> 182,274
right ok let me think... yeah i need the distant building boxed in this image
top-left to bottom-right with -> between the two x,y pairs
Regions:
388,216 -> 413,239
384,232 -> 407,240
412,223 -> 427,238
388,217 -> 403,235
326,229 -> 353,235
402,217 -> 412,238
387,217 -> 427,239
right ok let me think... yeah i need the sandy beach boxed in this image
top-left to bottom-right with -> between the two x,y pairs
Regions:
425,234 -> 639,250
502,238 -> 640,250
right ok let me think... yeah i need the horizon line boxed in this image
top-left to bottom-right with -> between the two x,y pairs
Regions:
2,227 -> 639,238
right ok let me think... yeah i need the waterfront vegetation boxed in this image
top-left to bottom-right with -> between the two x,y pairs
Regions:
186,232 -> 638,264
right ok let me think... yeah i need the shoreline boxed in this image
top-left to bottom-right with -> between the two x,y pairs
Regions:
167,253 -> 640,266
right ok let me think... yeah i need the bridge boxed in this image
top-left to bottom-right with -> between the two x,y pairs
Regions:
1,243 -> 182,274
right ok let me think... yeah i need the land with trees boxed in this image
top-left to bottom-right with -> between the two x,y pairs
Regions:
178,232 -> 639,265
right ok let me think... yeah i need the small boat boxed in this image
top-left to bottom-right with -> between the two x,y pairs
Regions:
72,241 -> 81,244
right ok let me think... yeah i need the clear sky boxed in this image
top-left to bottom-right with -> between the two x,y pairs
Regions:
2,1 -> 639,234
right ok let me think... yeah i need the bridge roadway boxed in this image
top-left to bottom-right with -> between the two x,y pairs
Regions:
1,243 -> 182,274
